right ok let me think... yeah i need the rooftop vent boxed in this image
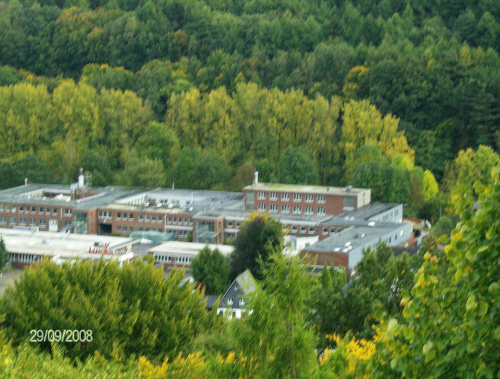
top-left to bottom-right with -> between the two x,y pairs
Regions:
368,221 -> 375,227
345,185 -> 352,192
334,247 -> 340,252
345,241 -> 351,247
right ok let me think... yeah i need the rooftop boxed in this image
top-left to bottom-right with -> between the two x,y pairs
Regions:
149,241 -> 234,257
302,223 -> 407,254
339,202 -> 401,220
0,184 -> 142,211
1,228 -> 137,258
243,183 -> 368,195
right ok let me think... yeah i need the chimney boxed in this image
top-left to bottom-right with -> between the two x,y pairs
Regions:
78,168 -> 84,188
254,171 -> 259,185
24,178 -> 28,186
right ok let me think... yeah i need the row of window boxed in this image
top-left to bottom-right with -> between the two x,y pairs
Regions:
0,205 -> 71,216
257,204 -> 326,215
226,221 -> 241,228
100,211 -> 193,226
257,192 -> 326,203
155,255 -> 191,264
9,253 -> 39,263
322,226 -> 343,235
0,216 -> 55,227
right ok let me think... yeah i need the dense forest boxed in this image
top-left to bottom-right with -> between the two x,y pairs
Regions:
0,0 -> 499,223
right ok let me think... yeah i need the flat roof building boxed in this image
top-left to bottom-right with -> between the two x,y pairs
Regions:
1,228 -> 137,268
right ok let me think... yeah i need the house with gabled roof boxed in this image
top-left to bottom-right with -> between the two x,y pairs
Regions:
216,269 -> 256,319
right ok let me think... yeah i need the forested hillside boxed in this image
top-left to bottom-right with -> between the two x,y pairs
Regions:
0,0 -> 499,221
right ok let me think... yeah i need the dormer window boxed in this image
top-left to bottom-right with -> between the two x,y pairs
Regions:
227,298 -> 233,305
239,299 -> 245,306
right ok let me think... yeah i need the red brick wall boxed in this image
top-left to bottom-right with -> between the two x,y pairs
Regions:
300,250 -> 349,270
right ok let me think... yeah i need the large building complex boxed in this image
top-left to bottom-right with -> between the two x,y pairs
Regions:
0,171 -> 416,272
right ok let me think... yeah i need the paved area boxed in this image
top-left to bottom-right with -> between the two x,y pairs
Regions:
0,268 -> 24,297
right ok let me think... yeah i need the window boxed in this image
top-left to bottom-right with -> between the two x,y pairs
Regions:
139,214 -> 144,222
236,222 -> 241,227
19,206 -> 24,212
9,217 -> 16,225
53,208 -> 57,215
343,197 -> 355,211
337,227 -> 342,233
305,194 -> 314,202
258,191 -> 266,200
305,206 -> 314,215
0,216 -> 6,224
158,216 -> 163,223
330,227 -> 335,234
258,203 -> 266,211
239,299 -> 245,306
322,227 -> 328,235
300,226 -> 306,234
31,206 -> 36,213
139,227 -> 143,231
145,214 -> 150,222
116,212 -> 121,220
64,209 -> 72,217
228,221 -> 233,228
19,217 -> 26,225
39,219 -> 46,227
29,218 -> 36,226
189,218 -> 193,226
293,206 -> 302,214
291,225 -> 298,233
123,214 -> 127,221
123,226 -> 127,232
227,298 -> 233,305
317,195 -> 326,203
309,226 -> 315,234
5,205 -> 10,212
11,206 -> 16,213
117,226 -> 121,232
39,207 -> 44,214
129,213 -> 134,220
173,217 -> 177,223
168,217 -> 172,223
129,227 -> 134,232
46,208 -> 50,215
293,194 -> 302,202
269,204 -> 278,213
184,218 -> 188,225
269,192 -> 278,201
281,193 -> 290,201
317,207 -> 326,215
281,205 -> 290,213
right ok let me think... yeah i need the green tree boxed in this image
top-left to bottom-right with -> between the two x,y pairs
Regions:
0,162 -> 19,189
80,149 -> 113,187
190,246 -> 230,295
374,166 -> 500,377
134,121 -> 180,172
0,259 -> 219,363
119,150 -> 166,187
229,212 -> 284,281
233,251 -> 317,378
0,237 -> 8,270
15,154 -> 52,184
277,146 -> 319,185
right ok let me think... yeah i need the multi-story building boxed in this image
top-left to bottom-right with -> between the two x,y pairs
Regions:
0,171 -> 417,272
243,182 -> 371,216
